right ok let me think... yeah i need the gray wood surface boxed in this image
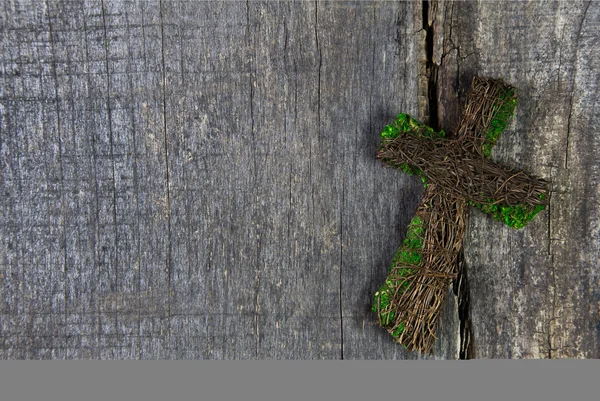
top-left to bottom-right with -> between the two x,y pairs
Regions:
1,0 -> 598,359
434,0 -> 600,358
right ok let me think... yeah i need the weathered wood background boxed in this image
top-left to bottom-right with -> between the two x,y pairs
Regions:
0,0 -> 598,359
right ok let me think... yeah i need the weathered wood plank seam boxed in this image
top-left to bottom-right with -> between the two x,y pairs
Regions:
339,176 -> 345,359
45,0 -> 68,356
245,0 -> 262,357
158,0 -> 173,343
81,2 -> 104,358
137,0 -> 149,359
442,0 -> 474,359
100,0 -> 120,293
546,179 -> 554,358
338,4 -> 346,359
565,1 -> 590,170
427,0 -> 473,359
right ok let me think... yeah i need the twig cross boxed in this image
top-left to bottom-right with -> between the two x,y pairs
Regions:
373,77 -> 549,354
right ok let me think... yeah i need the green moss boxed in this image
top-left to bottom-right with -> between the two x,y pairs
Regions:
372,216 -> 426,337
467,89 -> 546,229
481,90 -> 517,158
399,162 -> 418,176
380,124 -> 401,140
380,113 -> 446,140
373,289 -> 394,325
470,199 -> 546,229
392,322 -> 405,338
380,114 -> 442,188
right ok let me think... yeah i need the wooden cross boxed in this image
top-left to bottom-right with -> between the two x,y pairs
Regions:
372,77 -> 549,354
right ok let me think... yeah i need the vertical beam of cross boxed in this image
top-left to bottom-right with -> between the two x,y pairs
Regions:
373,77 -> 548,354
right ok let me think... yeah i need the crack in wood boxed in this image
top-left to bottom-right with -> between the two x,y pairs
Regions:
158,0 -> 173,342
422,1 -> 438,130
422,0 -> 473,359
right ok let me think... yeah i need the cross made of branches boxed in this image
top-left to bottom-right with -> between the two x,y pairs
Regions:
373,77 -> 549,354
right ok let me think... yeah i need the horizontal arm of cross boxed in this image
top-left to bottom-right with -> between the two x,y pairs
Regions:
378,134 -> 548,207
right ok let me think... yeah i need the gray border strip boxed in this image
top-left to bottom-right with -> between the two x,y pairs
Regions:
1,360 -> 598,401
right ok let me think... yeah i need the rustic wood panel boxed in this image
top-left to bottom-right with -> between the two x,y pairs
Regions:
0,0 -> 463,359
2,0 -> 598,360
434,0 -> 600,358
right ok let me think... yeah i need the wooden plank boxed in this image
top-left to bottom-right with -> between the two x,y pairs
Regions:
435,0 -> 600,358
2,0 -> 463,359
322,1 -> 460,359
8,0 -> 599,361
1,0 -> 68,359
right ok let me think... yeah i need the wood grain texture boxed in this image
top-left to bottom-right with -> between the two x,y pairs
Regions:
0,0 -> 462,359
434,0 -> 600,358
2,0 -> 598,360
